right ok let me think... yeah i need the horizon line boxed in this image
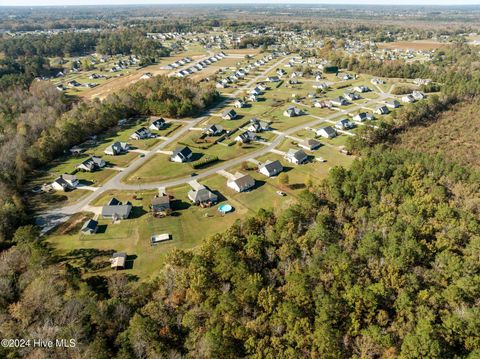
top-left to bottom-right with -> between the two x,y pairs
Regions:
3,2 -> 480,8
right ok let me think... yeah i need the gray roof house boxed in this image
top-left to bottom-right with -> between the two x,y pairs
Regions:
375,105 -> 390,115
102,198 -> 132,220
76,156 -> 106,172
335,119 -> 355,130
259,160 -> 283,177
385,99 -> 400,109
104,142 -> 129,156
130,127 -> 152,140
188,184 -> 218,205
149,118 -> 166,131
330,96 -> 348,107
283,106 -> 302,117
316,126 -> 338,138
204,124 -> 224,136
151,195 -> 171,213
248,118 -> 270,133
222,109 -> 237,120
227,172 -> 255,192
80,219 -> 98,235
284,149 -> 308,164
299,138 -> 321,151
353,112 -> 374,122
171,146 -> 193,163
234,99 -> 245,108
235,131 -> 257,144
51,174 -> 79,191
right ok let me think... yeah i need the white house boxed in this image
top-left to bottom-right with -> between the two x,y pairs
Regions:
402,94 -> 416,103
171,146 -> 193,163
284,149 -> 308,165
51,174 -> 79,191
316,126 -> 337,138
353,112 -> 374,122
130,127 -> 152,140
259,160 -> 283,177
149,118 -> 166,131
227,172 -> 255,192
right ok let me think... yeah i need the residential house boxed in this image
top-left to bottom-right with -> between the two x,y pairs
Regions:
80,219 -> 98,235
412,91 -> 426,100
171,146 -> 193,163
227,172 -> 255,192
267,76 -> 280,82
188,182 -> 218,205
151,195 -> 171,214
402,94 -> 416,103
248,118 -> 270,133
284,149 -> 308,165
110,252 -> 127,270
51,174 -> 79,191
104,142 -> 129,156
101,198 -> 132,220
76,156 -> 106,172
385,99 -> 400,109
344,92 -> 361,101
149,118 -> 166,131
353,112 -> 374,122
222,109 -> 237,120
250,87 -> 262,96
375,105 -> 390,115
248,93 -> 259,102
330,96 -> 348,107
316,126 -> 338,138
313,82 -> 329,90
204,124 -> 224,136
314,100 -> 331,108
335,119 -> 355,130
299,138 -> 321,151
277,68 -> 287,77
130,127 -> 152,140
283,106 -> 302,117
259,160 -> 283,177
234,99 -> 246,108
235,131 -> 257,144
354,85 -> 371,93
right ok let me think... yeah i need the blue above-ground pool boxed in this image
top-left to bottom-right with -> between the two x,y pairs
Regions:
218,203 -> 233,213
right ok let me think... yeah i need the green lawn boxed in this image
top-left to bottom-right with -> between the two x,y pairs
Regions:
47,183 -> 247,280
123,154 -> 194,183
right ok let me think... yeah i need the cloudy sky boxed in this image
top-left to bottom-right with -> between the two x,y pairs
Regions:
2,0 -> 479,7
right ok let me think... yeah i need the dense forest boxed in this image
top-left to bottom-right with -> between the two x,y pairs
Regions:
1,149 -> 479,358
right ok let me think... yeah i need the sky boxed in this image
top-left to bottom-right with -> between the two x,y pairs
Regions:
2,0 -> 480,7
